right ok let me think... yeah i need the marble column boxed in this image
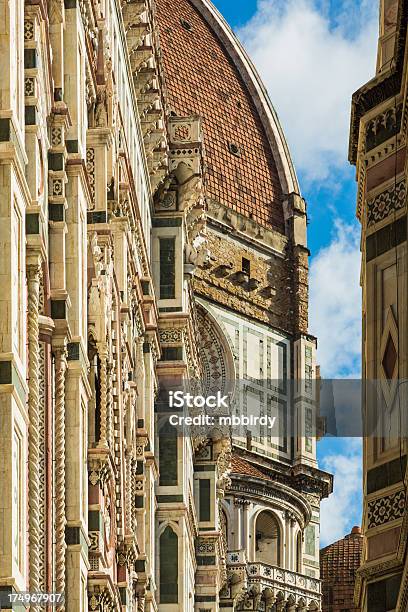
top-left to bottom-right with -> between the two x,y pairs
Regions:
27,260 -> 42,598
54,346 -> 68,609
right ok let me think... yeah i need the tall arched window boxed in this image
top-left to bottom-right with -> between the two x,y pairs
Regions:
160,526 -> 178,603
159,422 -> 178,486
255,511 -> 281,566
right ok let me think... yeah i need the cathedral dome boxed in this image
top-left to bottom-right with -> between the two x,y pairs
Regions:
155,0 -> 299,232
320,527 -> 363,611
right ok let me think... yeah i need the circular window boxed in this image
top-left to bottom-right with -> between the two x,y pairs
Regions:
180,18 -> 193,32
228,142 -> 241,157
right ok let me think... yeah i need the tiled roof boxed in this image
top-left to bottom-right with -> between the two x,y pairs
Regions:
320,527 -> 363,612
155,0 -> 285,231
231,454 -> 269,480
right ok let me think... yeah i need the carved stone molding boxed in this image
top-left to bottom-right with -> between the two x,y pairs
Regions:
365,103 -> 403,153
88,583 -> 115,612
88,448 -> 114,487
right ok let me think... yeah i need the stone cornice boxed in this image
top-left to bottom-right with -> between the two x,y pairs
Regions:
230,474 -> 312,529
349,0 -> 408,164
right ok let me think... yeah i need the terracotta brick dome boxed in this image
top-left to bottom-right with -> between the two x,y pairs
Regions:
155,0 -> 299,232
320,527 -> 363,612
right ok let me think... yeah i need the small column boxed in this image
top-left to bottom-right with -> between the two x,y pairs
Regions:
285,511 -> 296,571
27,258 -> 42,597
125,449 -> 133,535
53,343 -> 68,608
97,342 -> 109,449
243,501 -> 250,559
136,587 -> 146,612
106,360 -> 114,449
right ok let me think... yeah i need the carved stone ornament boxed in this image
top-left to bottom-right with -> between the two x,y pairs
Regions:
95,87 -> 108,127
88,451 -> 113,487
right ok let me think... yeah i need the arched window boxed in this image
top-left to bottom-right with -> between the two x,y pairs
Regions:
255,511 -> 281,566
159,422 -> 178,486
160,526 -> 178,603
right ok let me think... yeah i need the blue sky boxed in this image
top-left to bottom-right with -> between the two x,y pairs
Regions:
211,0 -> 379,545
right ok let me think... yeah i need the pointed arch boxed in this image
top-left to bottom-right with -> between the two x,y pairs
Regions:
159,525 -> 179,603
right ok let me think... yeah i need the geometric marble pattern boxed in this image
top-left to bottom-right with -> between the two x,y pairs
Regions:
382,333 -> 397,379
367,489 -> 406,528
367,178 -> 406,226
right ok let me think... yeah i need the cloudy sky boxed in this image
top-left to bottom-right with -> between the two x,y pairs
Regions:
212,0 -> 379,546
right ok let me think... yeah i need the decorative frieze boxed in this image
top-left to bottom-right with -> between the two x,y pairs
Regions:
367,178 -> 406,226
159,328 -> 183,344
365,104 -> 403,153
367,489 -> 406,528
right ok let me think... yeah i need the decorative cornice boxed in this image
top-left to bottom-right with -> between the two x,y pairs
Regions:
230,474 -> 312,529
349,0 -> 408,164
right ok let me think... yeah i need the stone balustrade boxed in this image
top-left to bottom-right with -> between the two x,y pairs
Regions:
225,551 -> 321,611
247,562 -> 321,599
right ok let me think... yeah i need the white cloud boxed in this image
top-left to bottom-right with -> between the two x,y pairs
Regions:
319,438 -> 362,546
309,220 -> 361,377
310,221 -> 363,544
237,0 -> 378,181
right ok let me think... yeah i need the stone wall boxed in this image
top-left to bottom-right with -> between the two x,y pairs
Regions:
194,227 -> 308,337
